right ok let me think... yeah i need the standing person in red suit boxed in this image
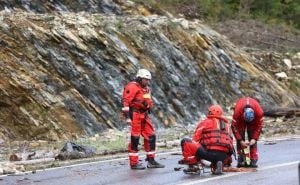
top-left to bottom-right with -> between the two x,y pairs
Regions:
122,69 -> 165,170
180,105 -> 234,175
232,97 -> 264,168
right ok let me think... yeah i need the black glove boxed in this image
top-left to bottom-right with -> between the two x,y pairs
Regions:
178,159 -> 186,164
143,101 -> 149,109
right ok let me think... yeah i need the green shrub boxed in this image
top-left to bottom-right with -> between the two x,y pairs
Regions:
133,0 -> 300,29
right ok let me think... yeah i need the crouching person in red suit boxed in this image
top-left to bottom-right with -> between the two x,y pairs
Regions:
231,97 -> 264,168
180,105 -> 234,175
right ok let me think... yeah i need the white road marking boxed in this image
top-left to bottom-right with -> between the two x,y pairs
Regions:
175,161 -> 299,185
0,151 -> 179,178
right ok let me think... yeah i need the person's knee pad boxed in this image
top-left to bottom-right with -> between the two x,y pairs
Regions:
131,136 -> 140,151
148,135 -> 156,151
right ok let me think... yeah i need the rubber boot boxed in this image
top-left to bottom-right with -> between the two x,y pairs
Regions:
250,159 -> 258,168
237,154 -> 244,168
131,162 -> 146,170
214,161 -> 223,175
147,158 -> 165,168
183,164 -> 200,174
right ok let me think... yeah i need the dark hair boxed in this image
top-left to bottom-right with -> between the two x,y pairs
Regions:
134,77 -> 142,84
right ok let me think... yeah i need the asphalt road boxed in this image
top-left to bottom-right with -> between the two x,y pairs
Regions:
1,137 -> 300,185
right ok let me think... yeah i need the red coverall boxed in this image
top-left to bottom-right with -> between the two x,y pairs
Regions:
122,81 -> 155,166
181,115 -> 233,166
232,97 -> 264,161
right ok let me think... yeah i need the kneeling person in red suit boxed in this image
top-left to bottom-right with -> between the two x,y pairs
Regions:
180,105 -> 234,175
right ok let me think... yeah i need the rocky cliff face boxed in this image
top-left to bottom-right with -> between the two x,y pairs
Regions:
0,0 -> 299,141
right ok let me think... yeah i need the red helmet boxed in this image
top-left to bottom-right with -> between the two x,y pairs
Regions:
208,105 -> 223,116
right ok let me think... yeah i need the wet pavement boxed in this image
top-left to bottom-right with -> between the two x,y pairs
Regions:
1,138 -> 299,185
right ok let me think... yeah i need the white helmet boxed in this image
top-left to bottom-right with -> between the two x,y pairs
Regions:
136,69 -> 151,80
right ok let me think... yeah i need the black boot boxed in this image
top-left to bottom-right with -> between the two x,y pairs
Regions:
147,158 -> 165,168
211,161 -> 223,175
250,159 -> 258,168
131,162 -> 146,170
237,155 -> 244,168
183,164 -> 200,174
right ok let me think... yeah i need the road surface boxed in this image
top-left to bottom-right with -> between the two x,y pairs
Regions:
1,137 -> 300,185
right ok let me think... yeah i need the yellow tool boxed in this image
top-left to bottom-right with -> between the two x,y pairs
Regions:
242,146 -> 251,166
